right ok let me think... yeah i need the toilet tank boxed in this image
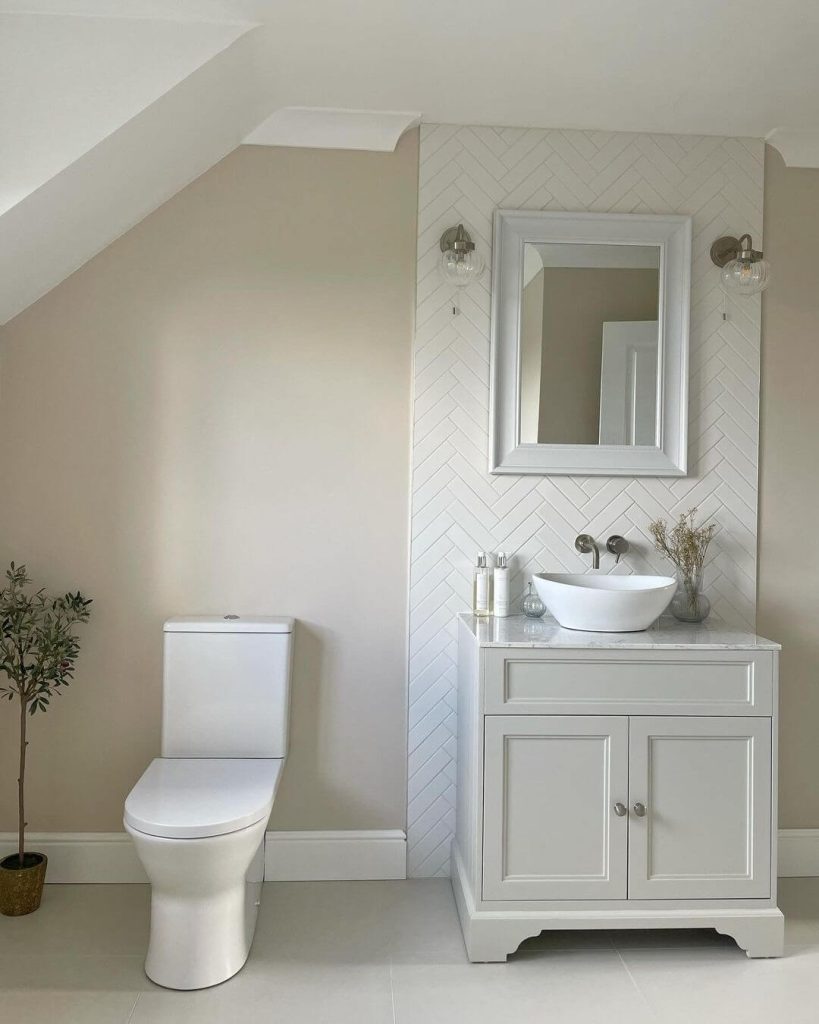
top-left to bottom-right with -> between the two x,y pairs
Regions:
161,616 -> 293,758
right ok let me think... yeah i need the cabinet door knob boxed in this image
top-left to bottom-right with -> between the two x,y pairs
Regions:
613,802 -> 627,817
633,802 -> 647,817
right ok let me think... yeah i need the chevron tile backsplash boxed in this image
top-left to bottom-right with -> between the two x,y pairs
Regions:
406,124 -> 764,878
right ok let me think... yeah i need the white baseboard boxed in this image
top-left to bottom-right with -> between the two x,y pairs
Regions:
778,829 -> 819,877
264,830 -> 407,881
6,828 -> 813,883
0,829 -> 408,883
0,832 -> 148,883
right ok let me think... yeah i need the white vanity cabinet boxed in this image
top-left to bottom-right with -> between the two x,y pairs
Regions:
454,615 -> 784,962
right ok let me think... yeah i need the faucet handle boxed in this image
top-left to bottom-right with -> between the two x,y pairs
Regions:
606,535 -> 629,565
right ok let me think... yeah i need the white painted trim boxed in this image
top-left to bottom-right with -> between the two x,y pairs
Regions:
778,829 -> 819,876
766,129 -> 819,169
243,107 -> 421,153
4,1 -> 260,23
489,209 -> 691,477
264,830 -> 407,881
2,829 -> 407,883
6,828 -> 813,881
0,832 -> 148,883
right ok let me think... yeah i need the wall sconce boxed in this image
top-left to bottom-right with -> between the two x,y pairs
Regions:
710,233 -> 770,296
439,224 -> 485,313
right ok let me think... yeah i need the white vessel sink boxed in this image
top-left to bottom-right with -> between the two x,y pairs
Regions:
533,573 -> 676,633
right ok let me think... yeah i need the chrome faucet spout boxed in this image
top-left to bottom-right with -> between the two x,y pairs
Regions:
575,534 -> 600,569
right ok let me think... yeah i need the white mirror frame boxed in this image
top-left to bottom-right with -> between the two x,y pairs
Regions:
490,210 -> 692,476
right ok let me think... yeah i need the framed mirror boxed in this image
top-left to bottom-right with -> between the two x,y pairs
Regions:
490,210 -> 692,476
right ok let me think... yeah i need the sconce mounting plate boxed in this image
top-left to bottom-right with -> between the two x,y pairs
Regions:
439,225 -> 474,252
710,235 -> 740,268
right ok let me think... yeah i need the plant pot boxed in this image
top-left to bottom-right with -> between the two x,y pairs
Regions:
0,852 -> 47,916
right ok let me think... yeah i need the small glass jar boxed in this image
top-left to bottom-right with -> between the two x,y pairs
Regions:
521,582 -> 546,618
670,566 -> 711,623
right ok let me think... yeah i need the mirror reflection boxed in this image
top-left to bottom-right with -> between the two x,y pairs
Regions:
519,242 -> 660,447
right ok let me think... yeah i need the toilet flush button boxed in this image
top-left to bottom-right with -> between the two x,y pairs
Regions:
224,614 -> 240,620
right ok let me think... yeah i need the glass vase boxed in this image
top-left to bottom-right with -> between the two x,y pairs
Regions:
670,567 -> 710,623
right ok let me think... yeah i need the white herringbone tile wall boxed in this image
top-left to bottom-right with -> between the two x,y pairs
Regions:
407,124 -> 764,878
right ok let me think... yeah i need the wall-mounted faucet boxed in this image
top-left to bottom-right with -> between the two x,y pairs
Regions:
575,533 -> 630,568
575,534 -> 600,569
606,535 -> 630,565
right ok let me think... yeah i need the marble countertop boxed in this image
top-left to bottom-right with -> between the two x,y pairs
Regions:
460,613 -> 780,650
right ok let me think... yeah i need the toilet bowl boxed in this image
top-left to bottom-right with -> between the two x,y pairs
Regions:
125,757 -> 283,989
125,616 -> 293,990
127,824 -> 266,990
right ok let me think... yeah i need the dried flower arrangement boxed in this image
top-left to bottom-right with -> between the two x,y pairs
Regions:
648,508 -> 717,621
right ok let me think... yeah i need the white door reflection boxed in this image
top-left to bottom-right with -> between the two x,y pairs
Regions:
598,321 -> 659,446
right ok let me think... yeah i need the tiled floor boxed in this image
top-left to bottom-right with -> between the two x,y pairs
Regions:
2,878 -> 819,1023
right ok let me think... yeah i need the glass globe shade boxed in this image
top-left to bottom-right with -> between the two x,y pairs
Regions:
440,249 -> 485,288
720,257 -> 770,296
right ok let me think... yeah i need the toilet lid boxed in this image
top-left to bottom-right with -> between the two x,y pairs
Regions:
124,758 -> 283,839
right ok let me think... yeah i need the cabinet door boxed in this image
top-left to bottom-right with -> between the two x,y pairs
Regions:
628,717 -> 772,899
483,716 -> 629,900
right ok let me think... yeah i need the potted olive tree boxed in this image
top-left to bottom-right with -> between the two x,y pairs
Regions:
0,563 -> 91,916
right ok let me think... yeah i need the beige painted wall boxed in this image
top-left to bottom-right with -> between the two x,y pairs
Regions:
0,134 -> 419,833
758,145 -> 819,827
537,267 -> 658,444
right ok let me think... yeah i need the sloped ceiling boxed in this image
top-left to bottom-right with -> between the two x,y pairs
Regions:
4,0 -> 819,323
0,6 -> 266,323
0,12 -> 252,215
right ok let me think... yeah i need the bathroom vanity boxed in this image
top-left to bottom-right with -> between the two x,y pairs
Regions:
453,614 -> 784,961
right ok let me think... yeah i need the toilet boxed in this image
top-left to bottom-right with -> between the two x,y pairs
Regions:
124,615 -> 293,990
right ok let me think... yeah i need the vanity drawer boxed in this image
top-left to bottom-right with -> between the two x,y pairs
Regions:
482,648 -> 775,716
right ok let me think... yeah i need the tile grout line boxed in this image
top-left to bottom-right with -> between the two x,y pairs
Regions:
615,947 -> 662,1020
389,957 -> 398,1024
124,992 -> 141,1024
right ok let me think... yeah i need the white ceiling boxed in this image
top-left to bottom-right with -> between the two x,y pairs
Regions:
3,0 -> 819,323
6,0 -> 819,140
0,12 -> 250,214
244,0 -> 819,140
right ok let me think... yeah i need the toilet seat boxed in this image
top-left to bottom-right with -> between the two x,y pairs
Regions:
125,757 -> 283,839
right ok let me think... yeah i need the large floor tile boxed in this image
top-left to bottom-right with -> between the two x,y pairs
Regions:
0,883 -> 149,956
1,991 -> 139,1024
0,950 -> 148,1023
130,962 -> 394,1024
622,945 -> 819,1024
390,953 -> 659,1024
253,880 -> 400,963
377,878 -> 470,964
0,953 -> 151,992
254,878 -> 470,965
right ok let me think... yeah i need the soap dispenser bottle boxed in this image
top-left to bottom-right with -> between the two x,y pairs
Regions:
472,552 -> 492,617
493,551 -> 510,617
